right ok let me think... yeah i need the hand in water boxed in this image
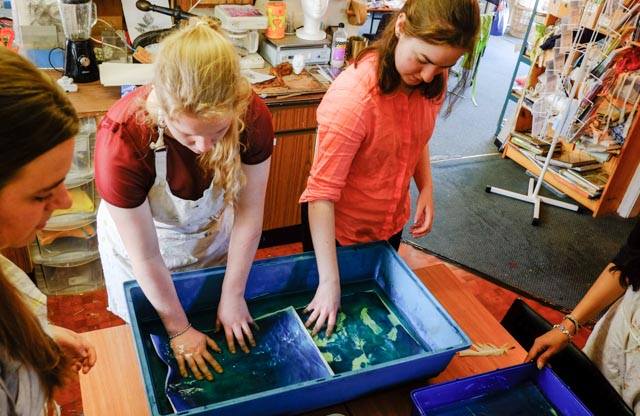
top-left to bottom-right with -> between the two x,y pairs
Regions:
170,327 -> 223,380
304,279 -> 341,337
216,295 -> 257,354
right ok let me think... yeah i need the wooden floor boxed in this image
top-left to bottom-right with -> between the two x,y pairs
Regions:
49,242 -> 592,415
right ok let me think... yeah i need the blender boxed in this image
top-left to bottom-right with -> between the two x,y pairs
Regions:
58,0 -> 99,83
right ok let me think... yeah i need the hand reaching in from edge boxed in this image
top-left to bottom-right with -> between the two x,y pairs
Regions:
51,325 -> 97,375
525,328 -> 572,369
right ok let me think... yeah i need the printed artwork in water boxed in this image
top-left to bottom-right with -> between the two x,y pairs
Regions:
299,291 -> 425,373
150,289 -> 426,412
150,306 -> 333,412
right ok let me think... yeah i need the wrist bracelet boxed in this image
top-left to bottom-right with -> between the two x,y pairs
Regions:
169,322 -> 192,340
553,323 -> 573,340
563,314 -> 580,332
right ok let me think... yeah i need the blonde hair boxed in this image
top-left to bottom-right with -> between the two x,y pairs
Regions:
147,17 -> 253,205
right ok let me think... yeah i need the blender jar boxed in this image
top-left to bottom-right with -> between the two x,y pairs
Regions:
58,0 -> 97,41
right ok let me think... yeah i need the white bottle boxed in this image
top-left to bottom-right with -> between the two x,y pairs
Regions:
330,23 -> 348,68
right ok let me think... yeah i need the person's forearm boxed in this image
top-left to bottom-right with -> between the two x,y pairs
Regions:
104,201 -> 189,333
130,254 -> 188,333
221,213 -> 262,298
413,145 -> 432,193
309,200 -> 340,286
567,263 -> 626,330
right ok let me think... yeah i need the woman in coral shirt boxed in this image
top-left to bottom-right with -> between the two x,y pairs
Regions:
299,0 -> 480,336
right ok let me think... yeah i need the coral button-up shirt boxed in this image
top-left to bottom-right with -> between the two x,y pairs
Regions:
300,53 -> 444,245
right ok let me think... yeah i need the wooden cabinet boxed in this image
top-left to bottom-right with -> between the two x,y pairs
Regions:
262,100 -> 320,231
263,130 -> 316,230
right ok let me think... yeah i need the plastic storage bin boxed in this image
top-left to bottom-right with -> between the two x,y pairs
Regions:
46,180 -> 97,230
31,221 -> 98,265
37,256 -> 103,295
509,0 -> 533,38
65,117 -> 96,188
411,362 -> 592,416
125,242 -> 471,416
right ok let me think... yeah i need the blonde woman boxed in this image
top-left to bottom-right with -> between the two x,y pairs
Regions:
95,19 -> 273,381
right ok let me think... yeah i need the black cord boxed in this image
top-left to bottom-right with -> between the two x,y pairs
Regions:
48,47 -> 65,73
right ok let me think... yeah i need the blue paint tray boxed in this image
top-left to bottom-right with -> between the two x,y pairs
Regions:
411,363 -> 593,416
125,242 -> 471,415
150,307 -> 334,412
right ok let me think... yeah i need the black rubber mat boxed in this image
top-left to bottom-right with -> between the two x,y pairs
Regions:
403,156 -> 635,310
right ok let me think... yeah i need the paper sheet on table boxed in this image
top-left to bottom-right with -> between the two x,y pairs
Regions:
99,63 -> 154,86
241,69 -> 275,85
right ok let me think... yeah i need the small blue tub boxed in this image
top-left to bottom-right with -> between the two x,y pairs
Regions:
125,242 -> 471,415
411,362 -> 593,415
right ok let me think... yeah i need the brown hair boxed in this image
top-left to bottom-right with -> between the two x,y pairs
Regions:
356,0 -> 480,112
0,46 -> 77,413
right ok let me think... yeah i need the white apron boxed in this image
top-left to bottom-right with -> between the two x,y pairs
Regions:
583,285 -> 640,413
97,137 -> 234,322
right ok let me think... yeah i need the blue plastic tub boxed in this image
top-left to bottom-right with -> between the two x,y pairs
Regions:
411,362 -> 593,415
125,242 -> 471,415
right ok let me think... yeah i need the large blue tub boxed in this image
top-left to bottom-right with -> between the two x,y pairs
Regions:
125,242 -> 471,415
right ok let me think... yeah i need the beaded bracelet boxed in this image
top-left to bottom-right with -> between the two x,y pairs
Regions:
563,314 -> 580,333
169,322 -> 192,340
553,323 -> 573,340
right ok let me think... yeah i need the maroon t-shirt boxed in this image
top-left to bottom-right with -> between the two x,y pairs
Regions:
95,86 -> 274,208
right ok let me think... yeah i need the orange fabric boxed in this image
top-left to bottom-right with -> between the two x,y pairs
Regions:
37,224 -> 96,246
300,54 -> 443,245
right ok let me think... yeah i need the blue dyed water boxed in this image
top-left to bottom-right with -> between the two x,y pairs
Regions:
151,307 -> 332,412
300,291 -> 425,373
426,382 -> 560,416
141,281 -> 426,414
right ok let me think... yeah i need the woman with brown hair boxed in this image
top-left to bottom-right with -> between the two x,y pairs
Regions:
95,18 -> 273,381
299,0 -> 480,336
0,46 -> 96,415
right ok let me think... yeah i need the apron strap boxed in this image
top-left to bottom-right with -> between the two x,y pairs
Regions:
154,149 -> 168,182
152,118 -> 168,182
